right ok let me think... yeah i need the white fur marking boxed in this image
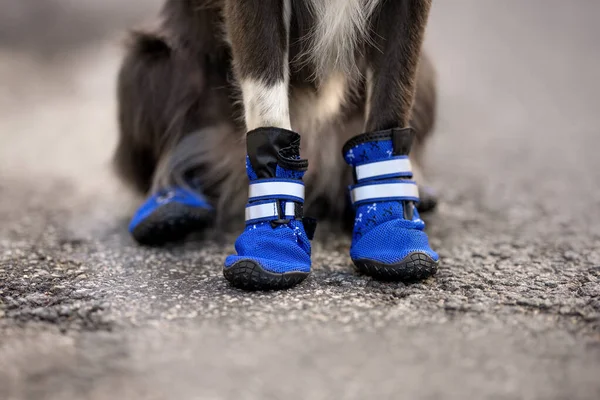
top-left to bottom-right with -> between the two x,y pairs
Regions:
317,72 -> 347,120
240,0 -> 292,131
305,0 -> 381,77
290,71 -> 347,131
241,79 -> 291,131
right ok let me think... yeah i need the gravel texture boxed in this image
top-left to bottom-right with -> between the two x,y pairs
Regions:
1,1 -> 599,399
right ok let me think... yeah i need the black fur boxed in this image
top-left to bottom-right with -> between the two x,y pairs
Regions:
225,0 -> 288,85
113,0 -> 437,229
366,0 -> 432,131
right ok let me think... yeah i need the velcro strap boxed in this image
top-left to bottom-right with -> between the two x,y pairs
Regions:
350,180 -> 419,205
248,179 -> 305,202
355,156 -> 412,182
245,201 -> 299,222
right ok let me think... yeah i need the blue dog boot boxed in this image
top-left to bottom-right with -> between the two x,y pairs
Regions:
224,128 -> 315,291
129,184 -> 214,246
342,127 -> 439,281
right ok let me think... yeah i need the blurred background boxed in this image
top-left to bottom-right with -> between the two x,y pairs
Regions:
1,0 -> 598,227
0,0 -> 162,219
1,1 -> 599,399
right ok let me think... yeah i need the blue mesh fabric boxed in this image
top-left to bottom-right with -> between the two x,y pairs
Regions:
350,208 -> 439,263
225,156 -> 311,274
129,186 -> 213,232
224,219 -> 311,273
276,164 -> 304,180
344,139 -> 395,166
352,201 -> 424,243
344,138 -> 438,264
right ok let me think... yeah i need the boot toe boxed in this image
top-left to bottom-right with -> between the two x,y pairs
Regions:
129,187 -> 214,246
350,219 -> 439,281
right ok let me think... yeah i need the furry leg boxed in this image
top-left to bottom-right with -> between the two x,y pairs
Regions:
116,29 -> 217,245
225,0 -> 292,130
365,0 -> 432,131
223,0 -> 314,291
341,0 -> 438,282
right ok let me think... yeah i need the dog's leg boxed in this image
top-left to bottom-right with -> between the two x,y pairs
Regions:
115,31 -> 172,195
369,1 -> 439,208
364,0 -> 431,132
409,52 -> 439,212
363,1 -> 437,208
223,0 -> 314,291
341,0 -> 438,282
116,30 -> 217,246
225,0 -> 292,131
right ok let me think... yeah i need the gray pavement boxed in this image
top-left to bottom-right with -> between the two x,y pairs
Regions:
1,1 -> 599,399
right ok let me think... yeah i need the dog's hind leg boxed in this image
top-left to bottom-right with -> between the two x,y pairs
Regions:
341,0 -> 439,282
116,30 -> 217,246
114,30 -> 172,196
222,0 -> 314,291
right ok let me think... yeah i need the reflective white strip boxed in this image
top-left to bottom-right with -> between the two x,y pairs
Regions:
248,181 -> 305,200
355,158 -> 412,181
245,202 -> 296,221
351,182 -> 419,204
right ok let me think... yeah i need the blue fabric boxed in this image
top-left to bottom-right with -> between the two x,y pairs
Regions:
128,186 -> 212,232
225,219 -> 311,273
344,138 -> 438,264
224,158 -> 311,274
344,139 -> 396,168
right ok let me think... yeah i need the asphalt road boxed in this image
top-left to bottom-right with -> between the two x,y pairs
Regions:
1,1 -> 599,399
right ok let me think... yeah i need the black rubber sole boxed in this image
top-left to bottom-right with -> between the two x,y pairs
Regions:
223,260 -> 309,291
131,203 -> 214,246
354,252 -> 438,282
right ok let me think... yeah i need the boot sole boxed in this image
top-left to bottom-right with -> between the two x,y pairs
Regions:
354,252 -> 438,282
223,260 -> 309,291
131,203 -> 214,246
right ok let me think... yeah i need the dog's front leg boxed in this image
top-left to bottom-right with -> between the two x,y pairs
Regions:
341,0 -> 439,282
225,0 -> 292,130
365,0 -> 431,132
223,0 -> 313,291
367,0 -> 437,212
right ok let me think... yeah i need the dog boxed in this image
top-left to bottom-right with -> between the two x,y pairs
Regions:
114,0 -> 439,290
